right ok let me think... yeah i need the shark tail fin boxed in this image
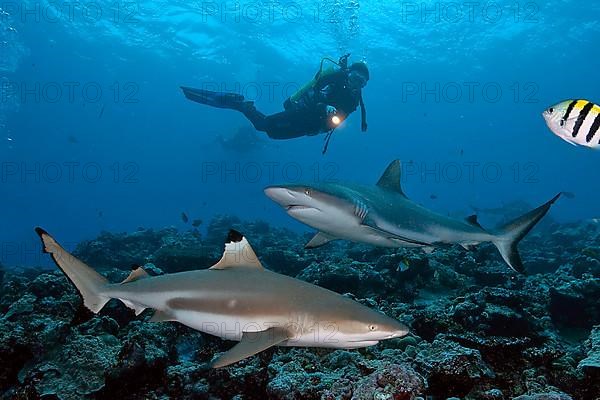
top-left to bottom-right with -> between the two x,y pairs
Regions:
491,193 -> 561,273
35,227 -> 110,313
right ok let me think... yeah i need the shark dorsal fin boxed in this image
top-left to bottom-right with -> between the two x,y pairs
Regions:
376,160 -> 406,197
210,230 -> 265,271
465,214 -> 483,229
121,265 -> 149,284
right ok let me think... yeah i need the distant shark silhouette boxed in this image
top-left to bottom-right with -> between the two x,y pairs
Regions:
216,126 -> 266,153
35,228 -> 408,368
265,160 -> 561,273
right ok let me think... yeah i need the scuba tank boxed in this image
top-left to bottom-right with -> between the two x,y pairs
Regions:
286,54 -> 355,154
288,54 -> 351,104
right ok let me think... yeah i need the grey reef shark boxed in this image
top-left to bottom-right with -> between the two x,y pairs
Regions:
35,227 -> 409,368
265,160 -> 561,273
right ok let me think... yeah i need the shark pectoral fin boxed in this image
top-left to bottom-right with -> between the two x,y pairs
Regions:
305,232 -> 337,249
376,160 -> 407,197
210,230 -> 265,271
149,309 -> 173,322
121,265 -> 150,284
211,327 -> 290,368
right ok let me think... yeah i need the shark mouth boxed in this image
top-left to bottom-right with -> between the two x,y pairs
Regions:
286,205 -> 315,211
344,340 -> 380,348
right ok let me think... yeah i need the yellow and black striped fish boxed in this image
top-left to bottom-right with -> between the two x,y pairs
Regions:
543,99 -> 600,149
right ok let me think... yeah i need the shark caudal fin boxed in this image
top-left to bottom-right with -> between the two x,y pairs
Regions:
35,227 -> 110,313
491,193 -> 561,273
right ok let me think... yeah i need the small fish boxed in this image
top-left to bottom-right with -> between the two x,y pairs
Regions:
181,212 -> 189,224
430,194 -> 438,200
192,219 -> 202,227
67,135 -> 78,144
460,149 -> 464,157
397,259 -> 410,272
97,210 -> 103,218
543,100 -> 600,149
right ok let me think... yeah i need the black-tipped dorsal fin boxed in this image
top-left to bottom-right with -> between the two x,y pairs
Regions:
376,160 -> 406,197
210,229 -> 264,271
465,214 -> 484,229
121,264 -> 150,284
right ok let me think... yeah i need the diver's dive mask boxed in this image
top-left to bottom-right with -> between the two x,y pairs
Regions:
348,71 -> 367,88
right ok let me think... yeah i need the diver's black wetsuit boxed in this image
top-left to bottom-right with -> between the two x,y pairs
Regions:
241,69 -> 365,139
181,65 -> 367,140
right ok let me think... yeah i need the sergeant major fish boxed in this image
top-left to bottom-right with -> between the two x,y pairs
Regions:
543,99 -> 600,148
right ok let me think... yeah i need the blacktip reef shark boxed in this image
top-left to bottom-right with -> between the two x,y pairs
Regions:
265,160 -> 561,274
35,228 -> 408,368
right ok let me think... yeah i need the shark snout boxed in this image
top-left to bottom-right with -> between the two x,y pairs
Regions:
264,186 -> 295,205
391,326 -> 410,338
265,186 -> 313,211
383,321 -> 410,340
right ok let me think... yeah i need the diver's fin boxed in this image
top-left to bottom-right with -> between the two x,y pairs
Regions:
181,87 -> 245,110
210,230 -> 264,271
491,193 -> 561,273
305,232 -> 336,249
376,160 -> 407,197
211,327 -> 290,368
35,227 -> 110,313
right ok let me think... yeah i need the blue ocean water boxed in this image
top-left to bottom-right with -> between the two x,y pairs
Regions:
1,0 -> 599,267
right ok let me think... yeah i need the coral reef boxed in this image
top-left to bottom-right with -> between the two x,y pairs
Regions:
1,216 -> 599,399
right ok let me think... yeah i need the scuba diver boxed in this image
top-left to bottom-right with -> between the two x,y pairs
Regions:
181,54 -> 369,153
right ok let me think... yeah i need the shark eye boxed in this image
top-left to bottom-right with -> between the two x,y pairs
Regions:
548,107 -> 554,114
304,188 -> 311,196
369,324 -> 377,331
